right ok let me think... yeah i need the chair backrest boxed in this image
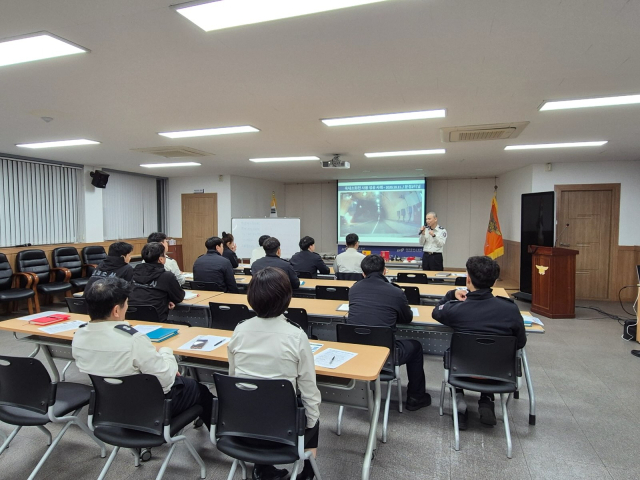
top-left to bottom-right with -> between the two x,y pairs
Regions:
283,307 -> 309,335
0,356 -> 52,415
0,253 -> 14,291
169,304 -> 211,328
243,268 -> 252,276
89,374 -> 166,435
16,249 -> 51,285
209,302 -> 253,331
213,374 -> 302,447
336,324 -> 395,373
189,281 -> 223,292
295,271 -> 313,279
394,285 -> 421,305
448,333 -> 519,386
396,272 -> 429,284
315,285 -> 350,301
454,276 -> 467,286
125,305 -> 160,322
82,246 -> 107,276
336,272 -> 363,281
65,297 -> 89,314
52,247 -> 83,280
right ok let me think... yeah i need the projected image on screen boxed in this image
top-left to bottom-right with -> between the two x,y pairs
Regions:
337,179 -> 426,246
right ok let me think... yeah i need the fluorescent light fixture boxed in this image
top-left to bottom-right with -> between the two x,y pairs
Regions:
140,162 -> 201,168
0,33 -> 87,68
16,139 -> 99,149
175,0 -> 388,32
505,141 -> 608,151
158,125 -> 259,138
249,156 -> 319,163
365,149 -> 445,158
322,109 -> 446,127
540,94 -> 640,111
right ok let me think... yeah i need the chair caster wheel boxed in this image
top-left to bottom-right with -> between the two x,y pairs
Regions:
141,448 -> 152,462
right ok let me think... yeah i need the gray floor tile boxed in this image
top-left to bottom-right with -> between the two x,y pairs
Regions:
527,456 -> 612,479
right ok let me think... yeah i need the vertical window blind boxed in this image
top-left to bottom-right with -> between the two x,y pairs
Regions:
102,171 -> 158,240
0,157 -> 80,247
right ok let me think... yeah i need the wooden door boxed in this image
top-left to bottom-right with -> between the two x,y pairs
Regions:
181,193 -> 217,271
557,187 -> 615,300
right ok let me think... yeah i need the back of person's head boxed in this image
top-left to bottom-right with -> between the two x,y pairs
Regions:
263,237 -> 280,255
142,242 -> 165,263
346,233 -> 359,247
221,231 -> 234,246
108,241 -> 133,257
361,254 -> 385,276
85,277 -> 131,320
299,236 -> 315,251
205,236 -> 223,250
258,234 -> 270,247
466,256 -> 500,289
247,267 -> 292,318
147,232 -> 167,244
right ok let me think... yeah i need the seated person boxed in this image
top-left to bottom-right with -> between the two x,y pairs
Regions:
72,277 -> 213,429
221,231 -> 239,268
147,232 -> 186,286
129,242 -> 185,322
251,237 -> 300,289
334,233 -> 366,275
250,234 -> 270,265
290,236 -> 330,278
431,255 -> 526,430
192,236 -> 239,293
347,254 -> 431,411
85,241 -> 134,290
228,267 -> 320,480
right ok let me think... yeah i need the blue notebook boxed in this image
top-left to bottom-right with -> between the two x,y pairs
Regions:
146,328 -> 179,343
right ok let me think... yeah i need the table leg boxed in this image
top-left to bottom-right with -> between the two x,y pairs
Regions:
521,347 -> 536,425
41,346 -> 61,383
362,377 -> 381,480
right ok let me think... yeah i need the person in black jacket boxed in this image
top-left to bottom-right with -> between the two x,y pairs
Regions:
129,242 -> 185,322
432,255 -> 526,430
85,242 -> 134,290
221,232 -> 239,268
347,255 -> 431,412
192,236 -> 239,293
251,237 -> 300,290
289,236 -> 330,278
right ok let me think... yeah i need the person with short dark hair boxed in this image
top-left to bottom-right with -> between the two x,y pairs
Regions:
251,237 -> 300,289
290,236 -> 330,278
221,231 -> 239,268
334,233 -> 365,274
85,241 -> 134,290
250,234 -> 270,265
147,232 -> 185,285
228,267 -> 320,480
72,277 -> 213,429
432,255 -> 526,430
128,242 -> 185,322
192,236 -> 238,293
347,255 -> 431,411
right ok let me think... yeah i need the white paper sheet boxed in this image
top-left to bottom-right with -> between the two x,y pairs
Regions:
17,311 -> 61,321
314,348 -> 357,369
183,272 -> 194,279
336,303 -> 349,312
411,307 -> 420,317
183,291 -> 198,300
133,325 -> 162,335
39,320 -> 87,334
309,342 -> 324,353
522,315 -> 544,327
178,335 -> 230,352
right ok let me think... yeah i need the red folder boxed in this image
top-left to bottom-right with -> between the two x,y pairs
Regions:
29,313 -> 71,326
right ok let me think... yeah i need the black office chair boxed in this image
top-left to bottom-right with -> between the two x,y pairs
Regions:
190,281 -> 224,292
454,276 -> 467,286
52,247 -> 90,291
88,374 -> 206,480
396,272 -> 429,284
439,333 -> 521,458
126,305 -> 160,322
394,285 -> 421,305
16,249 -> 73,303
243,268 -> 252,276
211,374 -> 322,480
209,302 -> 253,331
336,324 -> 399,443
169,304 -> 211,328
0,356 -> 106,479
315,285 -> 350,301
283,307 -> 310,337
0,253 -> 39,314
82,246 -> 107,277
65,297 -> 89,314
336,272 -> 363,281
295,271 -> 314,279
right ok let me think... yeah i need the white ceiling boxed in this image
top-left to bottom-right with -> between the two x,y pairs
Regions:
1,0 -> 639,183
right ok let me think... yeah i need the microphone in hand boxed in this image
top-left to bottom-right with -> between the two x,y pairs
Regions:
419,225 -> 427,235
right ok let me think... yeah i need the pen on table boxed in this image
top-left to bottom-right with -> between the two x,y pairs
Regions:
329,356 -> 336,365
213,339 -> 225,347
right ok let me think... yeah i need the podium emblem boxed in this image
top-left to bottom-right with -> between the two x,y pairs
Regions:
536,265 -> 549,275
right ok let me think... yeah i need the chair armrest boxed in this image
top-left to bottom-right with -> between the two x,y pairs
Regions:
443,349 -> 451,370
296,406 -> 306,437
210,397 -> 218,426
163,398 -> 172,426
83,263 -> 98,277
12,272 -> 38,289
516,357 -> 522,377
50,267 -> 71,283
48,382 -> 58,407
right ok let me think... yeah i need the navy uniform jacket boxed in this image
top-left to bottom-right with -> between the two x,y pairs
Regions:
289,250 -> 330,277
192,250 -> 239,293
251,254 -> 300,289
347,272 -> 413,328
222,247 -> 239,268
432,289 -> 527,349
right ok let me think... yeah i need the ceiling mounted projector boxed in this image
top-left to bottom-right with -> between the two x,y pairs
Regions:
321,155 -> 350,169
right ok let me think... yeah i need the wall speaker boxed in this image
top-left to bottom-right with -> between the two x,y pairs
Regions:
90,170 -> 110,188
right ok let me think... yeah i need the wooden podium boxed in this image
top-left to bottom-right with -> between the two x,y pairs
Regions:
528,246 -> 579,319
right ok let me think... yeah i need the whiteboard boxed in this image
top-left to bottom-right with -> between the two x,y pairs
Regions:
232,218 -> 301,260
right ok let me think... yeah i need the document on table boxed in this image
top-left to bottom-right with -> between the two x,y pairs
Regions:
39,320 -> 87,334
314,348 -> 357,369
309,342 -> 324,353
522,315 -> 544,327
183,272 -> 194,279
183,291 -> 199,300
179,335 -> 230,352
133,325 -> 162,335
18,311 -> 61,321
336,303 -> 349,312
411,307 -> 420,317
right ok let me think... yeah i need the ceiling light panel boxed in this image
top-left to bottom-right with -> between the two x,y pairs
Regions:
16,139 -> 99,149
0,33 -> 88,68
322,109 -> 446,127
140,162 -> 201,168
505,141 -> 607,150
540,94 -> 640,111
249,156 -> 319,163
175,0 -> 389,32
158,125 -> 259,138
365,149 -> 446,158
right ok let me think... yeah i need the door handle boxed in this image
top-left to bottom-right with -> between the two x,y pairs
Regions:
559,243 -> 570,247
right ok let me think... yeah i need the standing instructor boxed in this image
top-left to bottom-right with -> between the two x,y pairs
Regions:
419,211 -> 447,271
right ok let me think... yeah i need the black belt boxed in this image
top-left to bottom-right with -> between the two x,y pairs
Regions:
423,252 -> 442,255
